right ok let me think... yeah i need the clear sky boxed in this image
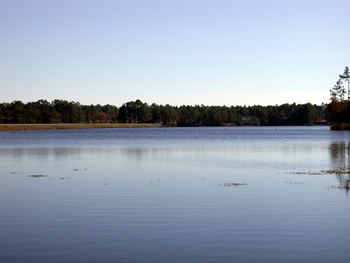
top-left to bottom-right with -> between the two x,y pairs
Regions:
1,0 -> 349,107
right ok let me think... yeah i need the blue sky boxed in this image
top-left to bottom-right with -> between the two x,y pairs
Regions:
1,0 -> 349,106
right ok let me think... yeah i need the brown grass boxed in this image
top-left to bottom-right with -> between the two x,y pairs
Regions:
331,123 -> 350,130
0,123 -> 163,132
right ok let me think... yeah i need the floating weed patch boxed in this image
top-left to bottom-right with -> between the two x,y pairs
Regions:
325,185 -> 350,190
25,174 -> 73,180
289,167 -> 350,176
286,181 -> 306,185
290,167 -> 350,191
72,168 -> 87,172
11,171 -> 24,175
27,174 -> 48,178
321,167 -> 350,175
218,183 -> 248,187
288,171 -> 323,175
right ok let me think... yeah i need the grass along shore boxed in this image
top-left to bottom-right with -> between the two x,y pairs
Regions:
0,123 -> 163,132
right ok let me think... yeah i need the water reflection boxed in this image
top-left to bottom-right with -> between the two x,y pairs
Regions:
329,142 -> 350,160
2,141 -> 350,186
329,142 -> 350,192
0,143 -> 328,169
0,147 -> 84,160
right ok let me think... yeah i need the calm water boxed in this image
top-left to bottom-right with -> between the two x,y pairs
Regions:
0,126 -> 350,263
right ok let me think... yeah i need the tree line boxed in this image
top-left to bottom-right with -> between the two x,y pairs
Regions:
329,66 -> 350,129
0,99 -> 327,126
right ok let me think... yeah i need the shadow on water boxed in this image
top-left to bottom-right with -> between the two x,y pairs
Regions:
329,142 -> 350,192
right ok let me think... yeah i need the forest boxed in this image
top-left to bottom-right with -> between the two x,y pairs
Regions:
0,99 -> 327,126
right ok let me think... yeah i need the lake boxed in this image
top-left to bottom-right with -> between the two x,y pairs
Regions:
0,126 -> 349,263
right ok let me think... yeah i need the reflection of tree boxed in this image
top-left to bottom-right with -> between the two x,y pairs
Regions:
335,173 -> 350,192
329,142 -> 350,192
329,142 -> 350,162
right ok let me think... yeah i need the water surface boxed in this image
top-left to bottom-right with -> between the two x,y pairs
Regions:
1,127 -> 349,262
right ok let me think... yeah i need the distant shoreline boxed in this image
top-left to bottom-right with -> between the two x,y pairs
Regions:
0,123 -> 163,132
0,123 -> 330,132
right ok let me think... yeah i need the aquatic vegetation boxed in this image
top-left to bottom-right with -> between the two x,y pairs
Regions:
285,181 -> 306,185
27,174 -> 48,178
289,171 -> 323,175
218,183 -> 248,187
325,185 -> 350,190
289,167 -> 350,175
321,167 -> 350,174
290,167 -> 350,190
10,171 -> 24,175
72,168 -> 87,171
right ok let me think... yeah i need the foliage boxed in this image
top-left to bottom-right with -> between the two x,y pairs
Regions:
0,99 -> 326,126
329,66 -> 350,127
339,66 -> 350,99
